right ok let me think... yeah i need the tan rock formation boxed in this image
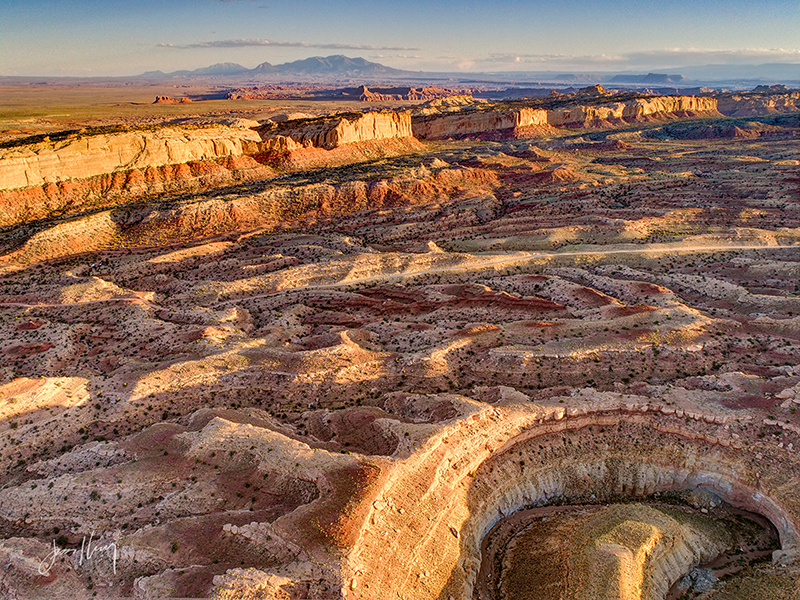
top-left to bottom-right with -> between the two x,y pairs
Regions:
259,111 -> 413,151
0,154 -> 274,227
0,165 -> 495,265
412,107 -> 548,140
355,85 -> 458,102
0,125 -> 261,192
260,138 -> 424,171
153,96 -> 191,104
412,96 -> 719,139
546,95 -> 720,128
345,396 -> 800,600
717,91 -> 800,116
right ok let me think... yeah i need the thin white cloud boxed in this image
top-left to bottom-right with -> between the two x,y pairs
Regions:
158,39 -> 420,51
370,54 -> 423,60
473,48 -> 800,71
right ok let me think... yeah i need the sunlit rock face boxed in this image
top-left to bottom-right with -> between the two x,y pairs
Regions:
0,124 -> 270,226
260,111 -> 413,151
1,89 -> 800,599
717,91 -> 800,117
412,107 -> 549,139
485,501 -> 777,600
345,397 -> 800,600
0,124 -> 261,190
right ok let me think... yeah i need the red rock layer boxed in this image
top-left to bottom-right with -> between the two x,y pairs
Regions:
258,138 -> 424,171
0,156 -> 274,226
3,166 -> 498,265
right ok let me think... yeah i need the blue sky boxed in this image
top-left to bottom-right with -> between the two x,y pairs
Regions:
1,0 -> 800,76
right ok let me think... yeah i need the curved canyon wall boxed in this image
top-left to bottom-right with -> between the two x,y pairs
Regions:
344,394 -> 800,600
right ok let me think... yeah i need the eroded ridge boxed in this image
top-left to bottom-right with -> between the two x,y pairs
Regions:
345,393 -> 800,600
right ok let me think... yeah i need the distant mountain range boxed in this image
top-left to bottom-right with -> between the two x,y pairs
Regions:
142,55 -> 408,78
140,55 -> 800,87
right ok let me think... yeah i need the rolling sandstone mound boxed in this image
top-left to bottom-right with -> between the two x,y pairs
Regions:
2,94 -> 800,599
2,225 -> 800,598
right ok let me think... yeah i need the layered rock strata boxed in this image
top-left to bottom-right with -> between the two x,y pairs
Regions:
344,394 -> 800,600
412,107 -> 549,140
259,111 -> 413,151
718,91 -> 800,116
354,85 -> 456,102
487,502 -> 768,600
0,124 -> 261,191
412,95 -> 720,139
1,165 -> 495,266
0,124 -> 268,226
546,95 -> 720,127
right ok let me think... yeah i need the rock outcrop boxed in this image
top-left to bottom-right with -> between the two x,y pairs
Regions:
717,91 -> 800,116
546,95 -> 720,127
153,96 -> 192,104
345,395 -> 800,600
0,124 -> 270,226
259,111 -> 413,151
1,166 -> 496,265
412,107 -> 549,140
354,85 -> 457,102
412,95 -> 720,140
0,124 -> 260,191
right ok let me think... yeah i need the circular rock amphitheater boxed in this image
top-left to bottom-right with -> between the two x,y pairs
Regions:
342,392 -> 800,600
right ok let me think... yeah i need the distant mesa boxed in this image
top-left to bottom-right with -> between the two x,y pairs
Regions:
753,84 -> 790,93
153,96 -> 192,104
227,84 -> 463,103
269,112 -> 316,123
575,84 -> 612,97
350,85 -> 457,102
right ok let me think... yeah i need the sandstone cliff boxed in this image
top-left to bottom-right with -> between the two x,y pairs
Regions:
546,95 -> 720,127
0,156 -> 274,227
259,111 -> 413,151
0,124 -> 271,226
0,124 -> 261,191
717,91 -> 800,116
355,85 -> 457,102
412,95 -> 720,139
412,107 -> 548,140
2,166 -> 497,266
